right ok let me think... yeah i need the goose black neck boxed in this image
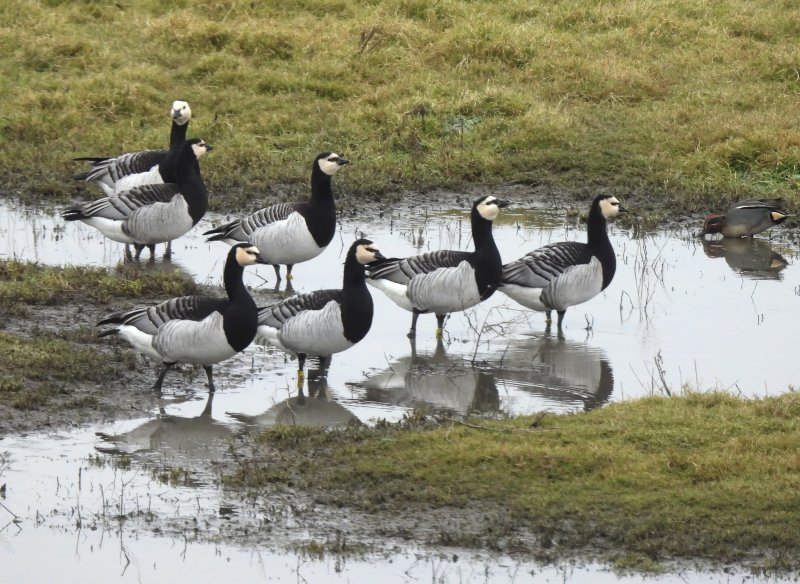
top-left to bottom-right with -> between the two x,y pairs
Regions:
299,164 -> 337,248
341,252 -> 373,344
587,200 -> 616,289
223,251 -> 247,301
470,209 -> 503,298
174,146 -> 207,224
310,165 -> 334,204
222,249 -> 258,352
169,119 -> 189,149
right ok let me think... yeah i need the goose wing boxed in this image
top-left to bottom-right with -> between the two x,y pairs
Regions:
257,289 -> 342,330
367,250 -> 471,285
204,202 -> 298,241
75,150 -> 167,183
71,183 -> 181,221
502,242 -> 593,288
98,295 -> 226,335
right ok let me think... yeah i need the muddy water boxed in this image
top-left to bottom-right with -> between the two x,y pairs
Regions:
2,197 -> 800,581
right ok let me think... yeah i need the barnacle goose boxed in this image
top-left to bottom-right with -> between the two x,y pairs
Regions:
97,243 -> 265,393
255,239 -> 382,387
203,152 -> 349,282
74,100 -> 193,196
63,139 -> 211,260
499,194 -> 627,328
700,198 -> 792,238
366,195 -> 510,339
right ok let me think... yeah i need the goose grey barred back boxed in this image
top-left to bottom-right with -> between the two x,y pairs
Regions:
700,198 -> 792,238
499,194 -> 627,328
203,152 -> 349,282
255,239 -> 383,389
74,100 -> 192,196
63,139 -> 211,260
97,244 -> 266,393
366,195 -> 510,339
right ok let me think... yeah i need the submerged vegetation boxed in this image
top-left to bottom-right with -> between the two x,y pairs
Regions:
230,391 -> 800,569
2,0 -> 800,211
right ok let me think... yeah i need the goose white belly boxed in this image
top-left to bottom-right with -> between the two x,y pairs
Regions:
499,284 -> 548,311
407,262 -> 481,314
152,312 -> 236,365
277,301 -> 353,357
123,196 -> 194,243
113,166 -> 163,193
252,213 -> 324,265
366,279 -> 414,312
81,216 -> 137,244
541,257 -> 604,311
116,325 -> 162,360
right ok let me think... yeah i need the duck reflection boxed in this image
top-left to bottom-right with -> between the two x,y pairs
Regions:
361,339 -> 500,415
486,330 -> 614,412
95,392 -> 234,462
229,368 -> 359,429
701,238 -> 789,280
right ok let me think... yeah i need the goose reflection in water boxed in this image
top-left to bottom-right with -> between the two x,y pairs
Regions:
701,238 -> 789,280
95,392 -> 234,463
360,340 -> 500,415
229,367 -> 359,430
486,329 -> 614,412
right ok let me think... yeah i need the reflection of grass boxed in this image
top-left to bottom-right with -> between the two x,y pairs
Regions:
230,392 -> 800,570
0,259 -> 197,312
4,1 -> 800,211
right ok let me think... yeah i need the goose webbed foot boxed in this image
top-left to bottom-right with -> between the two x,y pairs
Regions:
435,314 -> 446,340
204,365 -> 215,393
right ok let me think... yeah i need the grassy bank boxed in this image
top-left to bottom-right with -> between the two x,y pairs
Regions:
0,259 -> 197,409
230,392 -> 800,570
2,1 -> 800,212
0,258 -> 197,316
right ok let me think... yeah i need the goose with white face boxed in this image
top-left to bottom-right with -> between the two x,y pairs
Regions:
171,100 -> 192,125
476,196 -> 505,222
191,140 -> 212,160
318,153 -> 350,176
355,242 -> 382,265
235,244 -> 265,267
599,196 -> 625,219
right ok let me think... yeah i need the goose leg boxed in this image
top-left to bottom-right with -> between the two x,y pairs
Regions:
164,240 -> 173,259
203,365 -> 216,392
545,310 -> 553,325
435,314 -> 447,340
557,310 -> 567,329
153,362 -> 176,393
286,264 -> 294,281
297,353 -> 306,390
134,243 -> 145,261
124,244 -> 133,262
147,243 -> 156,259
407,310 -> 421,339
272,264 -> 282,283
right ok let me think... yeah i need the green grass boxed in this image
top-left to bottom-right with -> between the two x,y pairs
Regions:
230,392 -> 800,568
0,258 -> 197,314
0,331 -> 121,409
2,1 -> 800,212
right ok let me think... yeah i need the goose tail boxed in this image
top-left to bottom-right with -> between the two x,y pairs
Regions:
62,208 -> 87,221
